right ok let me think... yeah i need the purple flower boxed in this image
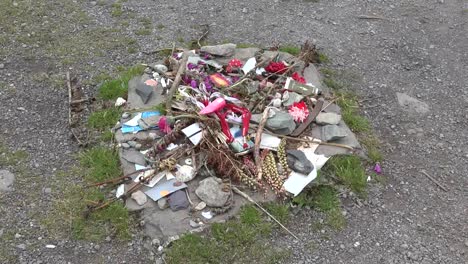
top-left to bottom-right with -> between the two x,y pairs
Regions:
202,53 -> 212,60
182,75 -> 192,85
172,53 -> 181,60
374,163 -> 382,174
190,79 -> 198,88
204,77 -> 213,91
187,63 -> 197,70
231,76 -> 240,83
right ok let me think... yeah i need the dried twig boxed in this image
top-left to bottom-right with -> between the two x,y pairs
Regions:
66,72 -> 72,126
232,186 -> 298,240
421,170 -> 448,192
197,25 -> 210,48
166,51 -> 190,111
254,108 -> 271,180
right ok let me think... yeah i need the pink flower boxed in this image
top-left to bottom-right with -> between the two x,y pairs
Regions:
288,101 -> 309,123
158,116 -> 172,134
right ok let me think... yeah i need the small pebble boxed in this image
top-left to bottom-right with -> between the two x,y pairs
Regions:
17,107 -> 26,111
121,143 -> 130,149
189,220 -> 200,228
0,63 -> 4,69
135,143 -> 142,150
122,112 -> 130,119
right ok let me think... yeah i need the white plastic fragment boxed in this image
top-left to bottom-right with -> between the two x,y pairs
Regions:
45,245 -> 56,249
114,97 -> 126,107
242,57 -> 257,74
116,184 -> 125,198
201,211 -> 213,219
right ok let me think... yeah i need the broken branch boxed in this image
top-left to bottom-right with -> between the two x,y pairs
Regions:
166,51 -> 190,112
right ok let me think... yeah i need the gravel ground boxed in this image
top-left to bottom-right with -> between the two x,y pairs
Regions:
0,0 -> 467,263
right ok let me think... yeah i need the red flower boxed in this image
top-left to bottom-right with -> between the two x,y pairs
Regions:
265,61 -> 287,74
158,116 -> 172,134
226,59 -> 243,73
292,72 -> 306,84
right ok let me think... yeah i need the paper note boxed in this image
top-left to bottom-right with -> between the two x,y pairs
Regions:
144,178 -> 187,201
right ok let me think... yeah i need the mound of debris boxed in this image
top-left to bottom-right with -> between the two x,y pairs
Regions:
91,42 -> 361,242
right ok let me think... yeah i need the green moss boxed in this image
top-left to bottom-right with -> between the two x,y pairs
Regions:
156,23 -> 165,29
279,45 -> 301,56
326,209 -> 346,230
111,3 -> 123,17
79,147 -> 121,182
317,52 -> 330,63
0,143 -> 28,166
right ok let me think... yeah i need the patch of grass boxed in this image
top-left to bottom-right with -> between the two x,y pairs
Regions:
323,77 -> 344,90
100,130 -> 114,142
361,135 -> 383,162
279,45 -> 301,56
0,143 -> 28,166
111,3 -> 123,17
156,23 -> 165,29
135,28 -> 151,35
166,205 -> 289,263
311,186 -> 340,212
317,52 -> 330,63
336,92 -> 370,132
264,203 -> 290,223
326,209 -> 346,230
325,155 -> 367,195
98,65 -> 145,100
87,107 -> 121,130
43,169 -> 131,241
79,147 -> 121,182
176,36 -> 185,43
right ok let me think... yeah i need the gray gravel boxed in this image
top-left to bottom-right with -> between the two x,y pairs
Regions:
0,0 -> 467,263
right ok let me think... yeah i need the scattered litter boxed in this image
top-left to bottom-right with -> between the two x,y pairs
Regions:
374,163 -> 382,174
45,245 -> 56,249
86,43 -> 363,241
115,97 -> 126,107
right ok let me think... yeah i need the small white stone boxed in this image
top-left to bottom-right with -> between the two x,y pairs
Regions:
131,190 -> 148,206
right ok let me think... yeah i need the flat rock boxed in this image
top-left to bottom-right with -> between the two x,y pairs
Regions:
316,112 -> 342,125
216,48 -> 261,64
321,124 -> 348,142
120,149 -> 146,165
287,150 -> 314,174
396,92 -> 429,114
127,76 -> 166,110
0,170 -> 15,192
322,100 -> 341,114
200,43 -> 236,57
266,111 -> 296,135
167,190 -> 189,211
195,177 -> 230,207
126,198 -> 155,212
131,190 -> 148,206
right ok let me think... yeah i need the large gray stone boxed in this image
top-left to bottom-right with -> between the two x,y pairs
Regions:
136,83 -> 153,104
120,149 -> 146,165
396,93 -> 429,114
0,170 -> 15,192
131,190 -> 148,206
287,150 -> 314,174
200,43 -> 236,57
321,124 -> 348,142
316,112 -> 342,125
195,177 -> 230,207
266,111 -> 296,135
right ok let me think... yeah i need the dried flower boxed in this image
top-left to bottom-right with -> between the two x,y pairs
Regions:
288,101 -> 309,123
265,61 -> 287,74
292,72 -> 306,84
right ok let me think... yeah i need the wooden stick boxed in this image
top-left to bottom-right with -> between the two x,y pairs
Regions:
232,186 -> 298,240
421,170 -> 448,192
254,108 -> 270,180
70,98 -> 92,105
166,51 -> 189,112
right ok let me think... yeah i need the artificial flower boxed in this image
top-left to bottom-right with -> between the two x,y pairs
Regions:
144,79 -> 158,87
288,101 -> 309,123
190,79 -> 198,89
187,63 -> 198,70
292,72 -> 306,84
374,163 -> 382,174
265,61 -> 287,74
226,58 -> 243,73
158,116 -> 172,134
209,73 -> 230,88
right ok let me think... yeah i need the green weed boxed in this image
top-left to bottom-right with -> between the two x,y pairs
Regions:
87,107 -> 121,130
98,65 -> 144,100
361,135 -> 383,162
279,45 -> 301,56
0,143 -> 28,166
325,155 -> 367,195
111,3 -> 123,17
326,209 -> 346,230
264,203 -> 290,223
79,147 -> 121,182
135,28 -> 151,36
317,52 -> 330,63
165,205 -> 289,264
